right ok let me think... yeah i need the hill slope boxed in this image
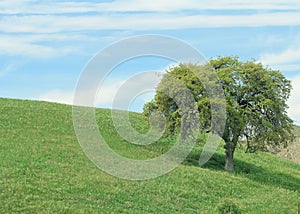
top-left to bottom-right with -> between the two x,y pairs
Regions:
0,98 -> 299,213
277,125 -> 300,164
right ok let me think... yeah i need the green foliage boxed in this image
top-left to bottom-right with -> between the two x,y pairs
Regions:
0,98 -> 299,213
216,198 -> 244,214
142,100 -> 158,118
144,57 -> 295,171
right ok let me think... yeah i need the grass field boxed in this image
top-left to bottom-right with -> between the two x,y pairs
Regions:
0,97 -> 299,213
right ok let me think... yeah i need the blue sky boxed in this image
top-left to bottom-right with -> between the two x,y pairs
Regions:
1,0 -> 300,124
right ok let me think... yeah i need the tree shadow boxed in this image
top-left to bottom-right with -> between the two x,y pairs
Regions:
184,152 -> 300,192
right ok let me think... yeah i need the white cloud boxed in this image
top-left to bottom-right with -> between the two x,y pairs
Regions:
274,64 -> 300,72
38,71 -> 164,110
1,1 -> 300,58
0,60 -> 29,78
39,89 -> 74,105
288,75 -> 300,125
38,70 -> 300,123
0,63 -> 17,78
95,80 -> 126,107
99,0 -> 300,11
102,71 -> 163,109
2,12 -> 300,34
258,31 -> 300,71
259,40 -> 300,73
260,47 -> 300,66
1,0 -> 300,14
0,39 -> 57,58
0,34 -> 90,58
258,45 -> 300,124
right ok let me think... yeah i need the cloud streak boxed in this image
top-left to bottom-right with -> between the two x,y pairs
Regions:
1,12 -> 300,34
0,34 -> 92,58
259,42 -> 300,72
261,47 -> 300,65
288,74 -> 300,124
0,63 -> 17,78
39,89 -> 74,105
1,0 -> 300,58
2,0 -> 300,123
39,71 -> 164,111
1,0 -> 300,14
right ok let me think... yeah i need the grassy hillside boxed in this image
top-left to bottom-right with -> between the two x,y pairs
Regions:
0,98 -> 299,213
276,125 -> 300,164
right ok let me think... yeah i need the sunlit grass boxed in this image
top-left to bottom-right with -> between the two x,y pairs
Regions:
0,98 -> 299,213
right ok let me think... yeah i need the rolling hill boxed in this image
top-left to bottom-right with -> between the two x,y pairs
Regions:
0,98 -> 299,213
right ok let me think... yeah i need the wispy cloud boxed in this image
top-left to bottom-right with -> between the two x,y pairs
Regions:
288,74 -> 300,124
2,0 -> 300,122
0,62 -> 17,78
1,0 -> 300,34
39,89 -> 74,105
39,71 -> 164,110
259,41 -> 300,122
1,12 -> 300,34
100,0 -> 300,11
0,36 -> 59,58
0,59 -> 29,78
1,0 -> 300,14
260,47 -> 300,65
38,69 -> 300,122
1,0 -> 300,58
0,34 -> 91,58
259,42 -> 300,72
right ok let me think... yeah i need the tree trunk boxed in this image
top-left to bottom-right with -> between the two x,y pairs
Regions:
225,146 -> 235,172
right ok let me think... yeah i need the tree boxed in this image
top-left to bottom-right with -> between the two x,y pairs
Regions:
143,56 -> 295,172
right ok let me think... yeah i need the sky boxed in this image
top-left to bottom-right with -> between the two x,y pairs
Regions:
0,0 -> 300,124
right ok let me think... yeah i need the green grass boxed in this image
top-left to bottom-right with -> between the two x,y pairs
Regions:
0,97 -> 299,213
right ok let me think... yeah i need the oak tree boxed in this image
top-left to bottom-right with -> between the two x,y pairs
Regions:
144,56 -> 294,172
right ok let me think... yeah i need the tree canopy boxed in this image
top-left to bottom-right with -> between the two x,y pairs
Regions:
143,56 -> 295,172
